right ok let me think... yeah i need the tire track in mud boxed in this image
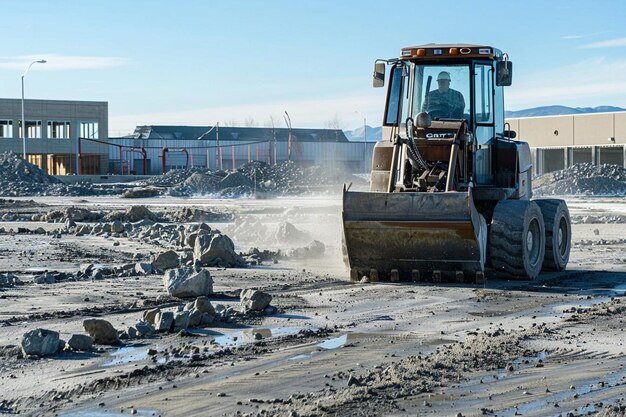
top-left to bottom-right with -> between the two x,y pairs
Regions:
246,298 -> 626,417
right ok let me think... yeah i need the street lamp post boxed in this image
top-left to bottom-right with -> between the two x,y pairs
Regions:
283,111 -> 292,161
21,59 -> 46,159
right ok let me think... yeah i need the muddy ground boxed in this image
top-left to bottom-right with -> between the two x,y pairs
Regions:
0,195 -> 625,417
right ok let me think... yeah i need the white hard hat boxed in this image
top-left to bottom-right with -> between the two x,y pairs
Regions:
437,71 -> 451,81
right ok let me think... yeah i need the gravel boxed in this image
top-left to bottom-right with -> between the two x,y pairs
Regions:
533,163 -> 626,196
0,151 -> 364,197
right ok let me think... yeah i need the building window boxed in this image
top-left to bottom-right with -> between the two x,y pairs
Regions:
47,121 -> 70,139
19,120 -> 42,138
80,121 -> 99,139
0,120 -> 13,138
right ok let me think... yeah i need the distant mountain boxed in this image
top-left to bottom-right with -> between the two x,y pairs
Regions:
344,125 -> 382,142
506,105 -> 626,118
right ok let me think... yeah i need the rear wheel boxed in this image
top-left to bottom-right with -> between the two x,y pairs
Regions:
535,199 -> 571,271
489,200 -> 545,279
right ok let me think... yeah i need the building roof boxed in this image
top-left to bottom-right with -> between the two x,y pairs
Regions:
132,125 -> 349,143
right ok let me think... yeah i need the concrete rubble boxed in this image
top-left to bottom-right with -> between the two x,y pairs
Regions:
240,289 -> 272,312
0,151 -> 366,198
2,152 -> 626,416
67,334 -> 93,351
21,329 -> 62,357
534,163 -> 626,196
83,319 -> 120,345
163,267 -> 214,298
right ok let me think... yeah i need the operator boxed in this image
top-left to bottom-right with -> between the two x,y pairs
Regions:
422,71 -> 465,119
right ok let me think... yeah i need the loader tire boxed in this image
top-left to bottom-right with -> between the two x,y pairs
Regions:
535,199 -> 571,271
489,200 -> 545,280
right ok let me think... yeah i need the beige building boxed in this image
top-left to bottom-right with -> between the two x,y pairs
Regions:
506,112 -> 626,175
0,98 -> 108,175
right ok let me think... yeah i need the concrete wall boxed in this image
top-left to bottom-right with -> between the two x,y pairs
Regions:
0,98 -> 108,174
506,111 -> 626,175
507,112 -> 625,147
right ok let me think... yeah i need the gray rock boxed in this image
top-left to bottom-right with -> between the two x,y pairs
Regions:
79,263 -> 96,274
135,320 -> 154,337
135,262 -> 153,275
152,250 -> 180,270
83,319 -> 119,345
275,221 -> 311,244
111,220 -> 125,233
67,334 -> 93,351
188,308 -> 203,327
286,240 -> 326,259
155,311 -> 174,332
163,267 -> 213,298
200,312 -> 215,325
122,187 -> 160,199
127,327 -> 138,339
240,289 -> 272,312
173,311 -> 190,331
193,296 -> 216,316
219,172 -> 254,189
143,308 -> 161,325
21,328 -> 61,357
33,272 -> 55,285
193,233 -> 245,267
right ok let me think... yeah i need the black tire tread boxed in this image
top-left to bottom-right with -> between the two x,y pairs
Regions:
535,198 -> 570,271
489,200 -> 545,279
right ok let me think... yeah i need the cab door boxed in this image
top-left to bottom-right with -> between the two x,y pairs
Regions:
473,62 -> 495,185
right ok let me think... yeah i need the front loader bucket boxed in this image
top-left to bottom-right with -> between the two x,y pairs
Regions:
342,189 -> 487,282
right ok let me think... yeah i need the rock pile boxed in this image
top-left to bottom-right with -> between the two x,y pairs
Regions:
149,160 -> 363,197
0,151 -> 130,197
0,151 -> 362,197
0,272 -> 21,288
534,163 -> 626,196
165,207 -> 232,223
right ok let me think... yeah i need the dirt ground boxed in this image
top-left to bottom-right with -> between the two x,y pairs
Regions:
0,195 -> 625,417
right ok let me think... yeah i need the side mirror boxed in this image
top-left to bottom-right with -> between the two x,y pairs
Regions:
504,130 -> 517,139
373,63 -> 385,88
496,61 -> 513,86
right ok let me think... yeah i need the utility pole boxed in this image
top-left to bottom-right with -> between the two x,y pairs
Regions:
283,111 -> 292,162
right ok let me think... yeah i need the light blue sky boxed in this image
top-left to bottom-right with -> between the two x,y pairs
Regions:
1,0 -> 626,135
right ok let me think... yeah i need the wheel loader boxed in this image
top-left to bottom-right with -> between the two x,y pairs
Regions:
342,44 -> 571,283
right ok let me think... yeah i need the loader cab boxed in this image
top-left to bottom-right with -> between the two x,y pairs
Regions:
379,45 -> 514,190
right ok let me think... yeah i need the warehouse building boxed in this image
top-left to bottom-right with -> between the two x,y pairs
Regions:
2,98 -> 624,178
0,98 -> 108,175
506,111 -> 626,175
108,125 -> 375,175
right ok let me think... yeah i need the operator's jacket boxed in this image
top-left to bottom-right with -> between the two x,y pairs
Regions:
422,89 -> 465,119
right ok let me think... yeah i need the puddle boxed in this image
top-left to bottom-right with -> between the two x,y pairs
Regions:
498,368 -> 626,417
317,334 -> 348,350
189,326 -> 308,347
59,408 -> 159,417
289,354 -> 312,361
577,283 -> 626,297
102,345 -> 166,367
289,333 -> 350,361
102,327 -> 312,367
